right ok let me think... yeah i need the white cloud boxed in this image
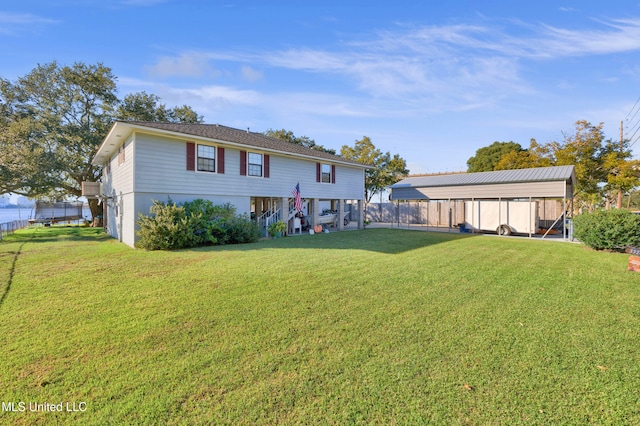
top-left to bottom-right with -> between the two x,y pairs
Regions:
146,52 -> 217,78
240,66 -> 263,82
534,18 -> 640,57
0,12 -> 57,35
138,15 -> 640,126
0,12 -> 57,25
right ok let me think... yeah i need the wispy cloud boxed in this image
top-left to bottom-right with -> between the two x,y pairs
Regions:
0,12 -> 58,35
240,66 -> 263,82
142,16 -> 640,118
534,18 -> 640,57
145,52 -> 218,78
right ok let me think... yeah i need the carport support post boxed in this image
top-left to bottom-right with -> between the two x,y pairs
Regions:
426,200 -> 430,231
563,189 -> 567,241
338,199 -> 344,231
498,197 -> 502,236
529,196 -> 532,238
471,198 -> 475,234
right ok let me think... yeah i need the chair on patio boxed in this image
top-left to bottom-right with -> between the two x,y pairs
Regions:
291,217 -> 302,234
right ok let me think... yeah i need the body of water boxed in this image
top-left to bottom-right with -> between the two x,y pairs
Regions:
0,207 -> 92,224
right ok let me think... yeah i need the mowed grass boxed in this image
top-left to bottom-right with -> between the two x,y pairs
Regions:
0,226 -> 638,425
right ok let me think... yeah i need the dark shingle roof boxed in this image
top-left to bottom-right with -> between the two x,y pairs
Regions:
96,120 -> 364,166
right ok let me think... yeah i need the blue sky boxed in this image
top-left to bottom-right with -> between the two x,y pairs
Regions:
3,1 -> 640,174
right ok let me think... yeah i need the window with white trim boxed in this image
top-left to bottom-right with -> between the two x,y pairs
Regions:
248,152 -> 263,177
321,163 -> 332,183
197,144 -> 216,172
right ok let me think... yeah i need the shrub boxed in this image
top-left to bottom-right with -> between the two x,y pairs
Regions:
573,209 -> 640,251
267,220 -> 287,237
135,199 -> 204,250
225,214 -> 263,243
135,199 -> 262,250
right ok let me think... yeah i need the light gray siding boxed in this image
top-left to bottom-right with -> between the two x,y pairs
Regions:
102,135 -> 135,241
134,193 -> 250,218
101,132 -> 366,247
133,133 -> 365,200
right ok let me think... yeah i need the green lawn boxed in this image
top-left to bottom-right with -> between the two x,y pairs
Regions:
0,226 -> 638,425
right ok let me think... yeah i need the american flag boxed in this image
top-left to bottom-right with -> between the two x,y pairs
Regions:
292,183 -> 303,212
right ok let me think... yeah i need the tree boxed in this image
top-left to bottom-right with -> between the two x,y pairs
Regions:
117,91 -> 203,123
541,120 -> 638,211
600,138 -> 640,209
553,121 -> 607,200
0,62 -> 204,220
494,138 -> 553,170
466,141 -> 523,172
340,136 -> 408,214
264,128 -> 336,155
1,61 -> 117,218
466,120 -> 639,212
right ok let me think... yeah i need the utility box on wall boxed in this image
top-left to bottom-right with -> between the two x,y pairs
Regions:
81,182 -> 102,199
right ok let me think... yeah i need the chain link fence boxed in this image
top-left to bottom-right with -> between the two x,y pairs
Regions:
0,220 -> 30,241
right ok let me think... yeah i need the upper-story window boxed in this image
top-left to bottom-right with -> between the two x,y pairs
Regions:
117,145 -> 125,166
197,144 -> 216,173
321,163 -> 332,183
248,152 -> 263,177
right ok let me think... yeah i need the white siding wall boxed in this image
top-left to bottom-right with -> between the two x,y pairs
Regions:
103,132 -> 366,247
119,192 -> 136,247
134,193 -> 250,218
134,133 -> 365,200
102,135 -> 135,241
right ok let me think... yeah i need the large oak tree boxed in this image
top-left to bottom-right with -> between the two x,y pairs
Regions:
0,61 -> 203,220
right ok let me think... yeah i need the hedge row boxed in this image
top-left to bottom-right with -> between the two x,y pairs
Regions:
573,209 -> 640,251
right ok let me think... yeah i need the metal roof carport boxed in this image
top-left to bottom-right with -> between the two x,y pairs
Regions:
389,165 -> 576,239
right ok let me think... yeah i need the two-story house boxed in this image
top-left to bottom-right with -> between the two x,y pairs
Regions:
91,121 -> 369,247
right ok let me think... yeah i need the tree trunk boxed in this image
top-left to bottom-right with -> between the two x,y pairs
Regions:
617,189 -> 623,209
88,198 -> 103,227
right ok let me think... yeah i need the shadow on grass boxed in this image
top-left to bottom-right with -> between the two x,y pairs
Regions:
0,230 -> 36,309
7,226 -> 111,245
5,226 -> 479,255
189,228 -> 479,255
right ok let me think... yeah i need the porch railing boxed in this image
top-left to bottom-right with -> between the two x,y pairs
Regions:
258,208 -> 282,237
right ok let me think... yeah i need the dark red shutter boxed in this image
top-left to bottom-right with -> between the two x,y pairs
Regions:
316,163 -> 321,182
264,154 -> 270,178
240,150 -> 247,175
186,142 -> 195,171
217,147 -> 225,174
331,165 -> 336,184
